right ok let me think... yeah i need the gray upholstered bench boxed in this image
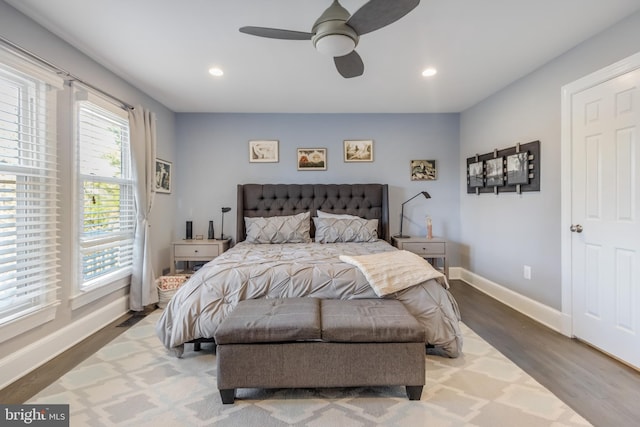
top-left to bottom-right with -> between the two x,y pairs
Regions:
214,297 -> 426,404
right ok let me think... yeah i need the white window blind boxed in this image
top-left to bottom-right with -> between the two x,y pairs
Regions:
76,95 -> 134,290
0,48 -> 62,326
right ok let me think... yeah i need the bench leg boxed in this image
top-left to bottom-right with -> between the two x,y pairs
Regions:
220,389 -> 236,404
406,385 -> 423,400
193,342 -> 201,351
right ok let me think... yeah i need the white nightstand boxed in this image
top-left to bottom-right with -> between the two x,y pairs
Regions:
392,236 -> 448,277
170,239 -> 230,274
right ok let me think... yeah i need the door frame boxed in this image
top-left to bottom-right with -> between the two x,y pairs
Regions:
560,51 -> 640,337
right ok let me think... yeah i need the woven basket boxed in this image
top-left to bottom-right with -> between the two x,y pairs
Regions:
156,275 -> 190,309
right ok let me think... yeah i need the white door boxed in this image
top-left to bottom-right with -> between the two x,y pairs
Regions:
571,68 -> 640,368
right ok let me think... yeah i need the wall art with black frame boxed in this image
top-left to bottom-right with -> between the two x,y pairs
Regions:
466,140 -> 540,194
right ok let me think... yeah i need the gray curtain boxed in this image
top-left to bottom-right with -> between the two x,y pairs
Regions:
129,106 -> 157,311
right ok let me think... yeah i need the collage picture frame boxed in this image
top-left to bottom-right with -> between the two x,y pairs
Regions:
466,140 -> 540,194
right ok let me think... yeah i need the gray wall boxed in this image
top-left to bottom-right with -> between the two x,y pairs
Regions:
174,113 -> 461,263
0,1 -> 176,358
459,10 -> 640,309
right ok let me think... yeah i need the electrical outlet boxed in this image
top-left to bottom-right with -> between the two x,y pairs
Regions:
523,265 -> 532,280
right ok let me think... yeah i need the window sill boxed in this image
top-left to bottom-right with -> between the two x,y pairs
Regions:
0,302 -> 59,343
71,272 -> 131,310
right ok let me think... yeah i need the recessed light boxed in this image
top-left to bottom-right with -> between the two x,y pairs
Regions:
209,67 -> 224,77
422,67 -> 437,77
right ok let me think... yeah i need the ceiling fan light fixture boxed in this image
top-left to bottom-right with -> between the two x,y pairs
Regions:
314,33 -> 356,57
239,0 -> 421,78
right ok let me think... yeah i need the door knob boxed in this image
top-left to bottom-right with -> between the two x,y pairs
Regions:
570,224 -> 583,233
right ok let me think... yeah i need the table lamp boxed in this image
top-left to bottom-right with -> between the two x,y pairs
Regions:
395,191 -> 431,238
220,207 -> 231,239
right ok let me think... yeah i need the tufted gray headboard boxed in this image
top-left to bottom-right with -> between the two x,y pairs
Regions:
237,184 -> 389,242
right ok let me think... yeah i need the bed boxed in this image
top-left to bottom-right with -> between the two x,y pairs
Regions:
156,183 -> 462,358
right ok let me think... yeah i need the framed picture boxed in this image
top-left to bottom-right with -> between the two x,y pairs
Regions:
507,152 -> 529,185
249,140 -> 279,163
344,140 -> 373,162
410,159 -> 436,180
468,161 -> 484,188
154,158 -> 172,193
297,148 -> 327,170
485,157 -> 504,187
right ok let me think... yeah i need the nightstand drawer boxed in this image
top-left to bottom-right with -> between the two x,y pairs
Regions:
174,244 -> 220,258
402,242 -> 445,256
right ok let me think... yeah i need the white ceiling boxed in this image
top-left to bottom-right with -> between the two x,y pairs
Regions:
7,0 -> 640,113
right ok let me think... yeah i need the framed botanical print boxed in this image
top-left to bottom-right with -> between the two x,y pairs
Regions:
410,160 -> 436,180
344,140 -> 373,162
297,148 -> 327,170
155,158 -> 172,193
249,140 -> 279,163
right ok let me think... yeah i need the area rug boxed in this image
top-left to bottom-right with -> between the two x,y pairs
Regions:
29,311 -> 590,426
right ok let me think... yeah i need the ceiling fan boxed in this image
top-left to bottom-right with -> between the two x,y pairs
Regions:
239,0 -> 420,78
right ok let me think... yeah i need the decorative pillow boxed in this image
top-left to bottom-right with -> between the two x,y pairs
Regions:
245,212 -> 311,243
317,210 -> 360,219
313,217 -> 378,243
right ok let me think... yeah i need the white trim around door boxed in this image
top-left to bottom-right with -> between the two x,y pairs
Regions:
560,51 -> 640,337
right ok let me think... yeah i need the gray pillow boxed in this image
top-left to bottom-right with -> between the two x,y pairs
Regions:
313,217 -> 378,243
245,212 -> 311,243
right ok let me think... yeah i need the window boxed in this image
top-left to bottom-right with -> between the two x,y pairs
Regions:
0,50 -> 62,328
75,93 -> 134,295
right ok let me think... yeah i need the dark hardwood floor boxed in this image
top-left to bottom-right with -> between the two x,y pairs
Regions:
1,281 -> 639,426
448,280 -> 640,427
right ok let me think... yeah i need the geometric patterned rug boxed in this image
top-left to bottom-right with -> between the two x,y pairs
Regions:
29,311 -> 591,426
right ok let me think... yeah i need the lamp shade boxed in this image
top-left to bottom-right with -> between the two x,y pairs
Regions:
414,191 -> 431,201
401,191 -> 431,206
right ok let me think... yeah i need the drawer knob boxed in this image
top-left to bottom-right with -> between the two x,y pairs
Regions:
194,250 -> 199,253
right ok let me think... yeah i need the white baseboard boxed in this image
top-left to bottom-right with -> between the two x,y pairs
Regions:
0,295 -> 129,390
450,267 -> 568,335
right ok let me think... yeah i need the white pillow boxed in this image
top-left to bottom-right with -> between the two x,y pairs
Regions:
317,210 -> 360,219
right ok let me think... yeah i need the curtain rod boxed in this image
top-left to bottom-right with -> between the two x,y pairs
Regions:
0,35 -> 134,110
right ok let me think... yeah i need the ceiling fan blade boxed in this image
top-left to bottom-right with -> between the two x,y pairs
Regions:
334,51 -> 364,78
239,26 -> 313,40
346,0 -> 420,36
